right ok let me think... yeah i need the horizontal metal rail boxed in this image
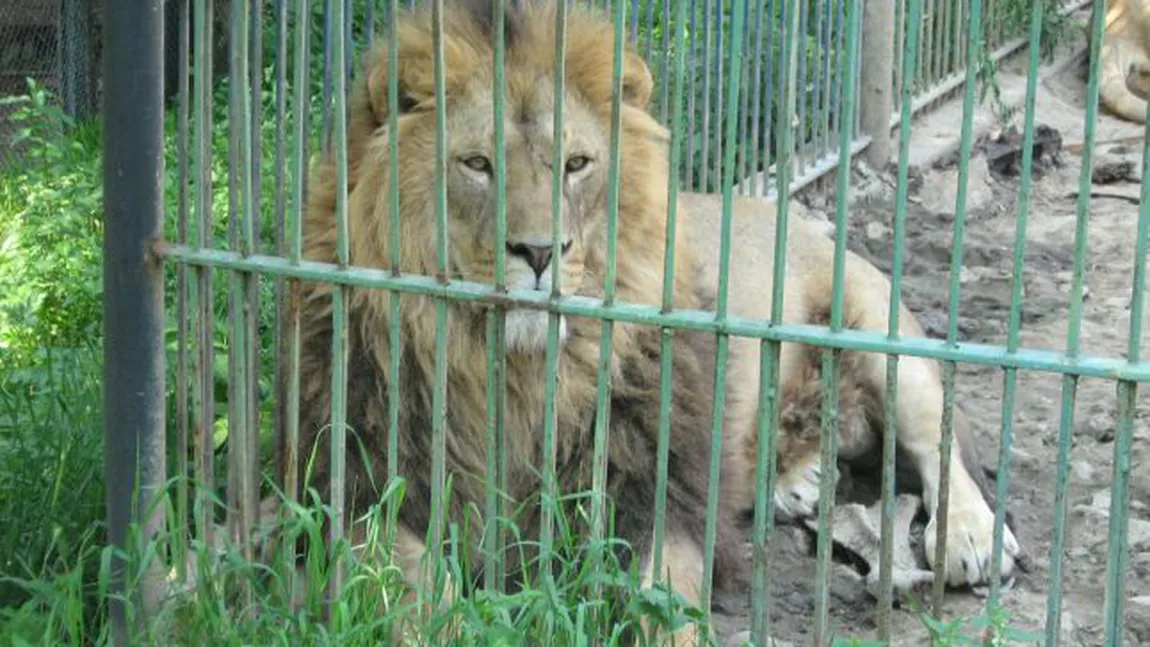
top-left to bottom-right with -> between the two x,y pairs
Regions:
159,244 -> 1150,382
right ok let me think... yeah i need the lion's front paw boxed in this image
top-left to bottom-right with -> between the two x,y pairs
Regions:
924,502 -> 1020,588
774,460 -> 834,522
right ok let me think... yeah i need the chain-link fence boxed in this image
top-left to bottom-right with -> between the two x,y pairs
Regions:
0,0 -> 99,166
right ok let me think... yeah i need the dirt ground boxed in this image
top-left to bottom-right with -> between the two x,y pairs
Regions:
709,19 -> 1150,647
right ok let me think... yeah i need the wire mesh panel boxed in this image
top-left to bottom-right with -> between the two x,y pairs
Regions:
0,0 -> 86,166
96,0 -> 1150,644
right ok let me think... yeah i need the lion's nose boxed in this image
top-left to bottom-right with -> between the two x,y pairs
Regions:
507,240 -> 572,279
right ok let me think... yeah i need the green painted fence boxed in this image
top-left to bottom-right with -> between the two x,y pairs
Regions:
100,0 -> 1148,644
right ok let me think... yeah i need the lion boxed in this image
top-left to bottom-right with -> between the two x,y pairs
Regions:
1090,0 -> 1150,123
286,1 -> 739,643
282,0 -> 1023,642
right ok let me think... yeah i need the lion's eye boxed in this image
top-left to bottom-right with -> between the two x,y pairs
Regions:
565,155 -> 591,174
462,155 -> 492,174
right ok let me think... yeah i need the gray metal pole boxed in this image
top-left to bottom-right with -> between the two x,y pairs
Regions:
59,0 -> 90,121
860,0 -> 895,169
102,0 -> 167,641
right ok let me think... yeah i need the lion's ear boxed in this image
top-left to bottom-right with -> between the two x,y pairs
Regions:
621,50 -> 653,109
362,20 -> 484,124
364,50 -> 433,124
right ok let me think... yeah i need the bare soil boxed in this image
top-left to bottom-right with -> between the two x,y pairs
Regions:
711,25 -> 1150,647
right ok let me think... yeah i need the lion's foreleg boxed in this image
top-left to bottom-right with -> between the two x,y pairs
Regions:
382,522 -> 460,642
637,527 -> 709,647
878,352 -> 1021,588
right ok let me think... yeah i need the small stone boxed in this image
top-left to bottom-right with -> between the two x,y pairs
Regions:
1092,158 -> 1137,184
1131,596 -> 1150,608
1106,296 -> 1131,309
865,221 -> 886,240
1072,460 -> 1096,482
919,156 -> 993,215
724,631 -> 795,647
1092,490 -> 1112,510
1083,411 -> 1116,443
1129,518 -> 1150,551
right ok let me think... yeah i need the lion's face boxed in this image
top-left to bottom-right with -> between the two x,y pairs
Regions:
344,2 -> 664,356
438,78 -> 610,353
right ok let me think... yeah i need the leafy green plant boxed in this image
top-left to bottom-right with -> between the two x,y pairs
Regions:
0,80 -> 104,361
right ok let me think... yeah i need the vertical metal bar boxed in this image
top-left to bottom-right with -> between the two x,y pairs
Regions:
701,0 -> 746,617
226,0 -> 256,588
918,0 -> 930,88
277,0 -> 304,607
1129,94 -> 1149,395
345,0 -> 354,83
987,0 -> 1047,614
483,0 -> 509,594
933,0 -> 982,615
795,0 -> 808,173
192,0 -> 216,554
328,0 -> 350,609
708,0 -> 717,189
644,0 -> 655,64
629,0 -> 640,42
746,0 -> 766,197
925,0 -> 937,85
829,0 -> 847,161
174,0 -> 192,586
383,0 -> 406,589
737,0 -> 752,195
322,0 -> 334,147
658,0 -> 671,122
894,0 -> 904,112
590,0 -> 625,622
539,0 -> 570,582
817,0 -> 831,162
651,0 -> 681,590
699,0 -> 712,191
815,2 -> 860,643
364,0 -> 375,48
272,0 -> 289,491
60,0 -> 90,121
760,0 -> 778,198
751,1 -> 800,639
952,0 -> 963,76
878,1 -> 921,639
1104,49 -> 1150,646
747,339 -> 782,646
685,0 -> 699,191
1104,379 -> 1139,645
939,0 -> 952,77
102,0 -> 167,639
1046,1 -> 1103,641
283,0 -> 310,516
428,0 -> 452,605
245,0 -> 263,541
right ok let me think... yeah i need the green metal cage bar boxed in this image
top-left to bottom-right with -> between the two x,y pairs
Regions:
1046,0 -> 1104,641
877,0 -> 923,638
225,0 -> 257,596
